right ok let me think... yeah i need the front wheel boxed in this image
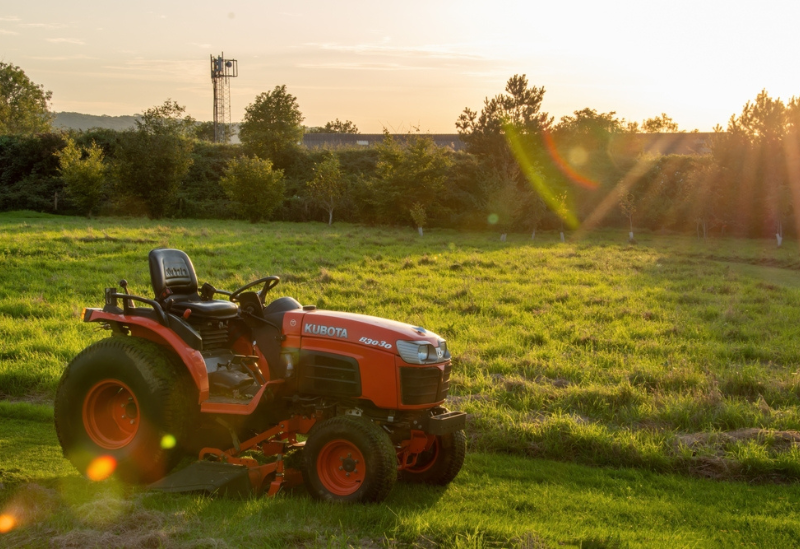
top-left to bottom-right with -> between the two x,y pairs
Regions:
399,430 -> 466,486
54,337 -> 194,484
303,416 -> 397,503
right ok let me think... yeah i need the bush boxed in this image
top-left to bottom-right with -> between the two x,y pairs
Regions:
177,141 -> 240,219
0,133 -> 67,213
56,137 -> 108,217
220,156 -> 285,222
114,131 -> 193,219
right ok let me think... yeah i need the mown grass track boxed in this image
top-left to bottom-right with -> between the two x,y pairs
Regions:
2,210 -> 800,481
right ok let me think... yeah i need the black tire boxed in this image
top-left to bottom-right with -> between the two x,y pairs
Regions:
54,336 -> 195,484
399,429 -> 466,486
303,416 -> 397,503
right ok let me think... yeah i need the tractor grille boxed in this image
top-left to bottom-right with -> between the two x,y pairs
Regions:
189,318 -> 230,351
400,364 -> 451,405
298,351 -> 361,397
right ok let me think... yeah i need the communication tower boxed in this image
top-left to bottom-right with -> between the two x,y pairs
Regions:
210,53 -> 238,143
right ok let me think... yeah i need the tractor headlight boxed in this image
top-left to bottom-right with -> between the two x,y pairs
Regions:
396,339 -> 449,364
418,344 -> 435,362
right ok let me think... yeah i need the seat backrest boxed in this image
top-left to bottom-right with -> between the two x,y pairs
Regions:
149,248 -> 198,299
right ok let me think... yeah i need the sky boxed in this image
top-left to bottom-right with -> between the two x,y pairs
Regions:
1,0 -> 798,133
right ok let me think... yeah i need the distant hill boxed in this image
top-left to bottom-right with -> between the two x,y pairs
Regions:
53,112 -> 140,132
52,112 -> 242,143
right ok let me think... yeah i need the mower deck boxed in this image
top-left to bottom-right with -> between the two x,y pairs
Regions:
149,461 -> 253,498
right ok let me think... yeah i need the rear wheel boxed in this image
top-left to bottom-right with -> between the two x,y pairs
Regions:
399,430 -> 466,486
55,337 -> 194,484
303,416 -> 396,503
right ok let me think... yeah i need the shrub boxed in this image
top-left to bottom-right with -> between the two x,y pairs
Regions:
219,156 -> 285,222
56,137 -> 107,217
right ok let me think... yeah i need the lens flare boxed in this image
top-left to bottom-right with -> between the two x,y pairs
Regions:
504,124 -> 580,229
568,146 -> 588,166
0,514 -> 16,533
87,455 -> 117,481
160,434 -> 176,449
487,213 -> 499,225
542,132 -> 598,190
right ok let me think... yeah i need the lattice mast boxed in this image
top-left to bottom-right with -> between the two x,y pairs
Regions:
210,53 -> 238,143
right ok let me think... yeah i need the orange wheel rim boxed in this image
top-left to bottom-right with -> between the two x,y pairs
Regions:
317,439 -> 366,496
409,438 -> 439,473
82,379 -> 140,450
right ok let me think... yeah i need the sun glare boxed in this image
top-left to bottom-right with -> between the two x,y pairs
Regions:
0,513 -> 16,534
160,434 -> 176,449
86,455 -> 117,481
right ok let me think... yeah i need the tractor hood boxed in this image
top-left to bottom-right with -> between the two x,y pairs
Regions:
283,309 -> 447,358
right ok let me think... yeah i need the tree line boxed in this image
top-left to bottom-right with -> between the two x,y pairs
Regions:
2,60 -> 799,241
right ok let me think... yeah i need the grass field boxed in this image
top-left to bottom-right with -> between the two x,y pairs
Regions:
2,211 -> 800,546
2,408 -> 800,548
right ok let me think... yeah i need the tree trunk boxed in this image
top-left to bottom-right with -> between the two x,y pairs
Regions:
531,229 -> 536,240
418,227 -> 424,237
328,210 -> 333,225
500,233 -> 507,242
560,232 -> 565,243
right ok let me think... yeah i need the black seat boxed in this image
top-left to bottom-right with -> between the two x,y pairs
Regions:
148,248 -> 238,319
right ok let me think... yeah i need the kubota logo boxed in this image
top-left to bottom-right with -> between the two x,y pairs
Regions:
165,263 -> 189,279
304,323 -> 348,338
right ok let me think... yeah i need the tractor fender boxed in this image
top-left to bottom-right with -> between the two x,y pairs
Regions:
83,308 -> 210,402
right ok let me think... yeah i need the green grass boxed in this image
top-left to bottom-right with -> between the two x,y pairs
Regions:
2,415 -> 800,548
2,211 -> 800,483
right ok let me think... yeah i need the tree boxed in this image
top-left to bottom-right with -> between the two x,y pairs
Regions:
554,190 -> 570,242
239,85 -> 304,164
114,100 -> 194,218
552,108 -> 626,197
56,137 -> 107,217
641,113 -> 680,133
409,202 -> 427,236
0,62 -> 53,136
717,90 -> 790,241
306,119 -> 359,134
220,156 -> 285,223
555,108 -> 625,149
456,74 -> 552,172
457,75 -> 560,236
618,191 -> 636,241
374,134 -> 452,226
307,154 -> 346,225
194,121 -> 235,143
136,99 -> 195,137
484,173 -> 517,240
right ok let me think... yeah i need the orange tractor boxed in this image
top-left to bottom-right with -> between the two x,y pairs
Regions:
55,248 -> 465,502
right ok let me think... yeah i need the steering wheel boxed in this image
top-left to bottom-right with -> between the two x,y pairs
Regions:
230,276 -> 280,305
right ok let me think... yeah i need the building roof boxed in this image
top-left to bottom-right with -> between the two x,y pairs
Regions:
302,132 -> 716,156
303,133 -> 466,151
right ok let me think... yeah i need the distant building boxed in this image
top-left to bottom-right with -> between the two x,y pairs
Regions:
303,133 -> 466,151
303,132 -> 714,155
